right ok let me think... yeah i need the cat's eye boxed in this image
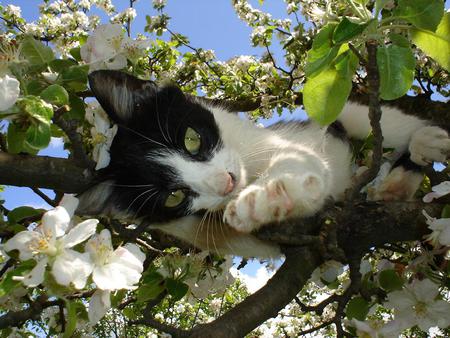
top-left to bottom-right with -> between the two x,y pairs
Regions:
184,127 -> 201,155
164,190 -> 186,208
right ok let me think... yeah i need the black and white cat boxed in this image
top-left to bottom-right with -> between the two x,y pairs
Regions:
79,70 -> 450,258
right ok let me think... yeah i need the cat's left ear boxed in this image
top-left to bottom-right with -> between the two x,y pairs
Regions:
88,70 -> 155,124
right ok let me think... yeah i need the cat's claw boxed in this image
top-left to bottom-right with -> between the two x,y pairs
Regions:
409,126 -> 450,165
224,174 -> 326,233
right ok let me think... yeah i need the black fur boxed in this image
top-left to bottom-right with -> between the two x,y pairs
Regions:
88,71 -> 222,223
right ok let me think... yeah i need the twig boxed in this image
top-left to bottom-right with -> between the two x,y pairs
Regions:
0,296 -> 60,329
0,259 -> 14,278
297,320 -> 333,336
349,40 -> 384,199
52,107 -> 95,169
30,188 -> 57,207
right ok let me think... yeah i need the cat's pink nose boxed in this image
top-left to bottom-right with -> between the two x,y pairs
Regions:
222,172 -> 235,196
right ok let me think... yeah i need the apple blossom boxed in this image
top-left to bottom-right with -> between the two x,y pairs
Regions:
85,229 -> 145,291
422,210 -> 450,247
4,203 -> 98,288
85,102 -> 118,169
310,260 -> 344,286
0,75 -> 20,111
88,289 -> 111,325
348,319 -> 402,338
423,181 -> 450,202
385,279 -> 450,331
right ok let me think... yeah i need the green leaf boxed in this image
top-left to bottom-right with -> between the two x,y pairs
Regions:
136,282 -> 165,302
305,24 -> 339,77
7,206 -> 42,224
18,96 -> 54,122
389,33 -> 411,48
333,17 -> 370,44
346,296 -> 370,321
441,204 -> 450,218
394,0 -> 444,31
0,260 -> 35,297
377,44 -> 415,100
378,269 -> 404,291
21,36 -> 54,66
64,301 -> 86,338
7,123 -> 26,154
69,47 -> 82,61
375,0 -> 391,16
26,80 -> 47,96
50,59 -> 77,73
411,13 -> 450,71
166,278 -> 189,301
64,94 -> 86,120
40,84 -> 69,106
304,49 -> 357,125
60,65 -> 89,91
25,122 -> 51,150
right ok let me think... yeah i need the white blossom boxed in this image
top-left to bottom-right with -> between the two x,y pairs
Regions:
348,318 -> 402,338
110,8 -> 137,24
386,279 -> 450,331
310,260 -> 344,286
85,102 -> 118,169
422,210 -> 450,247
4,198 -> 97,289
81,23 -> 150,72
80,24 -> 127,71
85,229 -> 145,291
88,289 -> 111,325
0,75 -> 20,111
5,5 -> 21,18
423,181 -> 450,202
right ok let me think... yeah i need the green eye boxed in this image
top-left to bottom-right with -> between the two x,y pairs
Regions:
164,190 -> 186,208
184,127 -> 201,155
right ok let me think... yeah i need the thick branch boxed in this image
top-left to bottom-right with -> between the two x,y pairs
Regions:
0,152 -> 94,193
204,91 -> 449,131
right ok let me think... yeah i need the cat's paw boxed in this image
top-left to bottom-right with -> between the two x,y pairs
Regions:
409,126 -> 450,166
223,173 -> 327,233
368,167 -> 423,201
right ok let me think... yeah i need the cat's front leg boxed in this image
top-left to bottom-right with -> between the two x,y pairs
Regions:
224,155 -> 331,233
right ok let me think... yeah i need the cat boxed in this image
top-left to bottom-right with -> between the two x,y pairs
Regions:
78,70 -> 450,258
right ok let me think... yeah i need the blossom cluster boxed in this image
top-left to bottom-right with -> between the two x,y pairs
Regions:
80,23 -> 150,71
3,195 -> 145,324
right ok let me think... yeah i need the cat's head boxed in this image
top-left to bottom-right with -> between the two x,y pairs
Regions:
78,70 -> 245,223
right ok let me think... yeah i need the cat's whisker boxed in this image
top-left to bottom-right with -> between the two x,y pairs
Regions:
194,211 -> 209,249
133,190 -> 159,219
209,211 -> 220,255
119,124 -> 168,149
125,188 -> 157,214
99,182 -> 156,188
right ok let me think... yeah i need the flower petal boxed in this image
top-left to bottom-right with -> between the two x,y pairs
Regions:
59,194 -> 79,218
0,75 -> 20,111
412,279 -> 439,303
22,257 -> 48,287
4,231 -> 40,260
88,289 -> 111,325
63,219 -> 98,248
92,264 -> 128,290
52,250 -> 93,289
42,206 -> 71,237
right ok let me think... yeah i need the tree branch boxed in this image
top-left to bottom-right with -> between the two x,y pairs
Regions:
0,152 -> 94,193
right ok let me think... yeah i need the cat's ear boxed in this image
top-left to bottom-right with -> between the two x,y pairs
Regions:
88,70 -> 156,124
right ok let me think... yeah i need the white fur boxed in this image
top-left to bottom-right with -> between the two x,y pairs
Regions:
338,102 -> 428,151
206,105 -> 353,233
157,146 -> 246,211
409,126 -> 450,165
